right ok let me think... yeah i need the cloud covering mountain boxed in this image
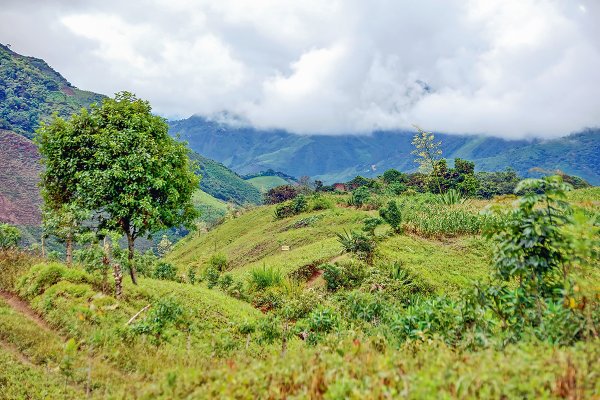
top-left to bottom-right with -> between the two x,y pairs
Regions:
2,0 -> 599,138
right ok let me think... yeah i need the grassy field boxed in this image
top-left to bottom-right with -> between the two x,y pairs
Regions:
246,175 -> 290,192
0,187 -> 598,398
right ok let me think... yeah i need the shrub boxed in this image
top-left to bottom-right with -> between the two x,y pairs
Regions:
309,194 -> 334,211
130,297 -> 187,345
347,187 -> 371,208
0,223 -> 21,250
257,315 -> 281,344
336,230 -> 376,263
208,253 -> 228,272
265,185 -> 298,205
322,260 -> 367,292
362,217 -> 383,236
153,261 -> 177,281
302,306 -> 340,345
248,265 -> 282,291
205,266 -> 220,289
274,201 -> 295,219
379,200 -> 403,233
386,182 -> 407,195
218,273 -> 234,290
435,189 -> 466,205
342,291 -> 387,324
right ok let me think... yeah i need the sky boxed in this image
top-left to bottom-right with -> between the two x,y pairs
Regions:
1,0 -> 599,138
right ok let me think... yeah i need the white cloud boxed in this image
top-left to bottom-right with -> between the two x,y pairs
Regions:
1,0 -> 599,138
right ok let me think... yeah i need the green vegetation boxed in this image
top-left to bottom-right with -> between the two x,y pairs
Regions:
191,152 -> 262,205
247,175 -> 290,192
36,92 -> 199,284
0,223 -> 20,250
0,44 -> 104,137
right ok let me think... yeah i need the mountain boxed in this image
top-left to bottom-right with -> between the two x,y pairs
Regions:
190,152 -> 263,205
0,43 -> 104,137
170,116 -> 600,184
0,130 -> 41,226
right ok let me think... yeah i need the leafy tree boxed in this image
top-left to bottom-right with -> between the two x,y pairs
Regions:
36,114 -> 92,265
484,176 -> 573,293
38,92 -> 198,284
379,200 -> 403,233
0,223 -> 20,250
411,125 -> 443,194
77,92 -> 199,284
454,158 -> 475,175
382,169 -> 406,184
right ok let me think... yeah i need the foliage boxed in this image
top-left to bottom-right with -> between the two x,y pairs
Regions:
205,266 -> 220,289
0,44 -> 104,137
322,259 -> 368,292
274,195 -> 309,219
264,185 -> 298,205
347,186 -> 371,207
361,217 -> 383,236
248,265 -> 283,291
476,168 -> 521,199
411,125 -> 443,194
435,188 -> 466,205
36,92 -> 199,284
379,200 -> 403,233
0,223 -> 21,250
153,261 -> 178,281
336,230 -> 376,263
382,169 -> 407,184
208,253 -> 228,272
131,297 -> 187,345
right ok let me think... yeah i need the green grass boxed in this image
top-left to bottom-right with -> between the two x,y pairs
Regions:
246,175 -> 289,192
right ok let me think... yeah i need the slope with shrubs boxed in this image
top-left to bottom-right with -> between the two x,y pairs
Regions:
0,178 -> 598,399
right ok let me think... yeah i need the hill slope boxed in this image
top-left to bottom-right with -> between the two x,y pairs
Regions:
191,152 -> 262,205
0,130 -> 41,225
0,44 -> 105,137
170,116 -> 600,184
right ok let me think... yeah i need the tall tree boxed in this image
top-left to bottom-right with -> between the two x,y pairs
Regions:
37,114 -> 92,265
411,125 -> 444,195
79,92 -> 199,284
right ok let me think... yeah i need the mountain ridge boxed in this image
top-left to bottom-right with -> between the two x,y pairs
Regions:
170,116 -> 600,184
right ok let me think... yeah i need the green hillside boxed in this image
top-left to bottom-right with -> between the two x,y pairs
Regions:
1,184 -> 598,398
171,116 -> 600,184
191,189 -> 228,227
0,44 -> 105,137
192,152 -> 263,205
246,175 -> 290,192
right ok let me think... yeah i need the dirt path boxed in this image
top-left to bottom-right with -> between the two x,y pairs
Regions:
0,290 -> 52,331
306,254 -> 346,287
0,340 -> 34,366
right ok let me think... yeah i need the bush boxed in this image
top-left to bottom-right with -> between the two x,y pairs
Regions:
153,261 -> 177,281
218,273 -> 234,290
205,266 -> 220,289
347,187 -> 371,208
248,265 -> 282,291
379,200 -> 403,233
309,194 -> 334,211
322,260 -> 367,292
275,195 -> 309,219
130,297 -> 187,345
336,230 -> 376,263
208,253 -> 228,272
0,223 -> 21,250
265,185 -> 298,205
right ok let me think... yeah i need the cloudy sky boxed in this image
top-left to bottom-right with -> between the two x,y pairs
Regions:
1,0 -> 599,138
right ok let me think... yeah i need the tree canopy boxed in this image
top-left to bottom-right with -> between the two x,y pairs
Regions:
37,92 -> 199,283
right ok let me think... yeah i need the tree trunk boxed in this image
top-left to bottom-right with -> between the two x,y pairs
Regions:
127,233 -> 138,285
113,263 -> 123,299
102,237 -> 110,294
66,233 -> 73,266
41,235 -> 46,258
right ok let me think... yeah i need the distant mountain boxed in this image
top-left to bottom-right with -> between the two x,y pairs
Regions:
170,116 -> 600,184
0,43 -> 104,137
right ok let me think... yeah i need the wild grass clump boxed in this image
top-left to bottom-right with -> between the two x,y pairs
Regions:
248,265 -> 283,291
